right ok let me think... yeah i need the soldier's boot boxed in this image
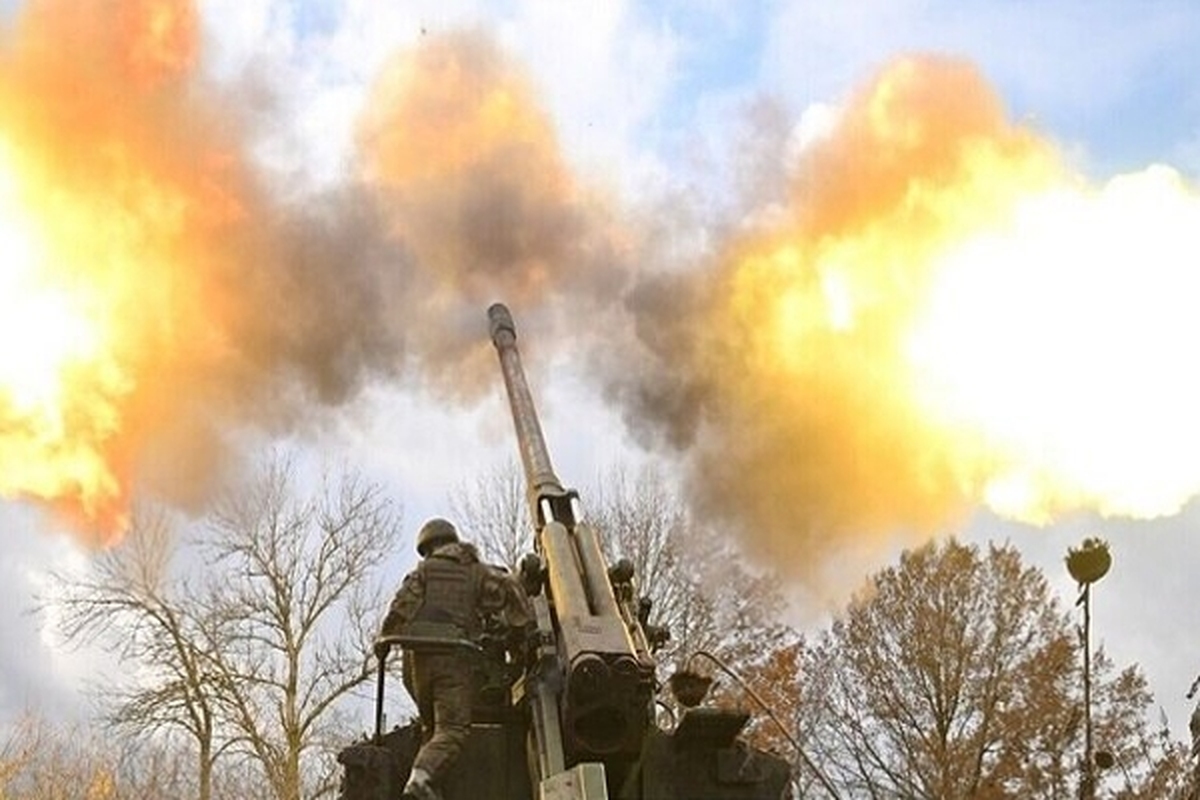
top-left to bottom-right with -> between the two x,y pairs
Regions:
401,768 -> 442,800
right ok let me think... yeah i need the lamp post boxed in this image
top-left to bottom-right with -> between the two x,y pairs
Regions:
1066,538 -> 1112,800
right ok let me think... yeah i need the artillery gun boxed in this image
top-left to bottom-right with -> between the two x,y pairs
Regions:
337,304 -> 792,800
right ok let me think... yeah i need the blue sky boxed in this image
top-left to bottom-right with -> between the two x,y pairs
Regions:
273,1 -> 1200,173
751,1 -> 1200,175
194,1 -> 1198,196
3,0 -> 1200,743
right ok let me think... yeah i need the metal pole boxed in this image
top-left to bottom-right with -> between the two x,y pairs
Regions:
1082,583 -> 1094,800
1066,538 -> 1109,800
374,650 -> 387,744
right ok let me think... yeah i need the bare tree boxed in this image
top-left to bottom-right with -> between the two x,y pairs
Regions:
49,453 -> 403,800
52,504 -> 225,799
449,458 -> 530,570
199,456 -> 402,800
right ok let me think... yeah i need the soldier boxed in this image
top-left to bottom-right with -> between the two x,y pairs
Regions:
380,518 -> 531,800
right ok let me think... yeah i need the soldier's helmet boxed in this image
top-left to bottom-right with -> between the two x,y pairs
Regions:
416,518 -> 459,557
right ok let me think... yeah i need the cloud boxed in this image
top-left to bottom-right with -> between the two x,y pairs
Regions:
0,508 -> 93,723
0,4 -> 642,536
760,1 -> 1200,171
496,2 -> 680,188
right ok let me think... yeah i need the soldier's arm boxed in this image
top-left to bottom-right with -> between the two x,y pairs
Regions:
501,573 -> 533,629
476,566 -> 534,662
500,573 -> 535,664
380,569 -> 424,636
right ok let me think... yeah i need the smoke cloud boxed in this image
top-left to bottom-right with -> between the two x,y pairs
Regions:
0,5 -> 627,539
357,28 -> 631,398
614,55 -> 1200,586
611,57 -> 1061,578
9,3 -> 1195,585
0,0 -> 418,533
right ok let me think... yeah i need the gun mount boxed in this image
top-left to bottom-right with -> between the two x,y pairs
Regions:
337,304 -> 793,800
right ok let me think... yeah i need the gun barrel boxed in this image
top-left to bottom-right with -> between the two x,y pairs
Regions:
488,304 -> 566,513
489,303 -> 655,762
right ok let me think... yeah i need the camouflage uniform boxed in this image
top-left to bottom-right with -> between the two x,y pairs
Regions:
381,539 -> 530,791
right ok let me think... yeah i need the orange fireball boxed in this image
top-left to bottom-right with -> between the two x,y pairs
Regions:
663,56 -> 1200,575
0,0 -> 243,542
0,141 -> 130,533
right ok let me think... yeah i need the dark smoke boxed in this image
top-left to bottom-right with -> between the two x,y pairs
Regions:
356,28 -> 633,398
604,57 -> 1050,583
0,5 -> 634,531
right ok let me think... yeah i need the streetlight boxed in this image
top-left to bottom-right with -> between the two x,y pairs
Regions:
1066,537 -> 1112,800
